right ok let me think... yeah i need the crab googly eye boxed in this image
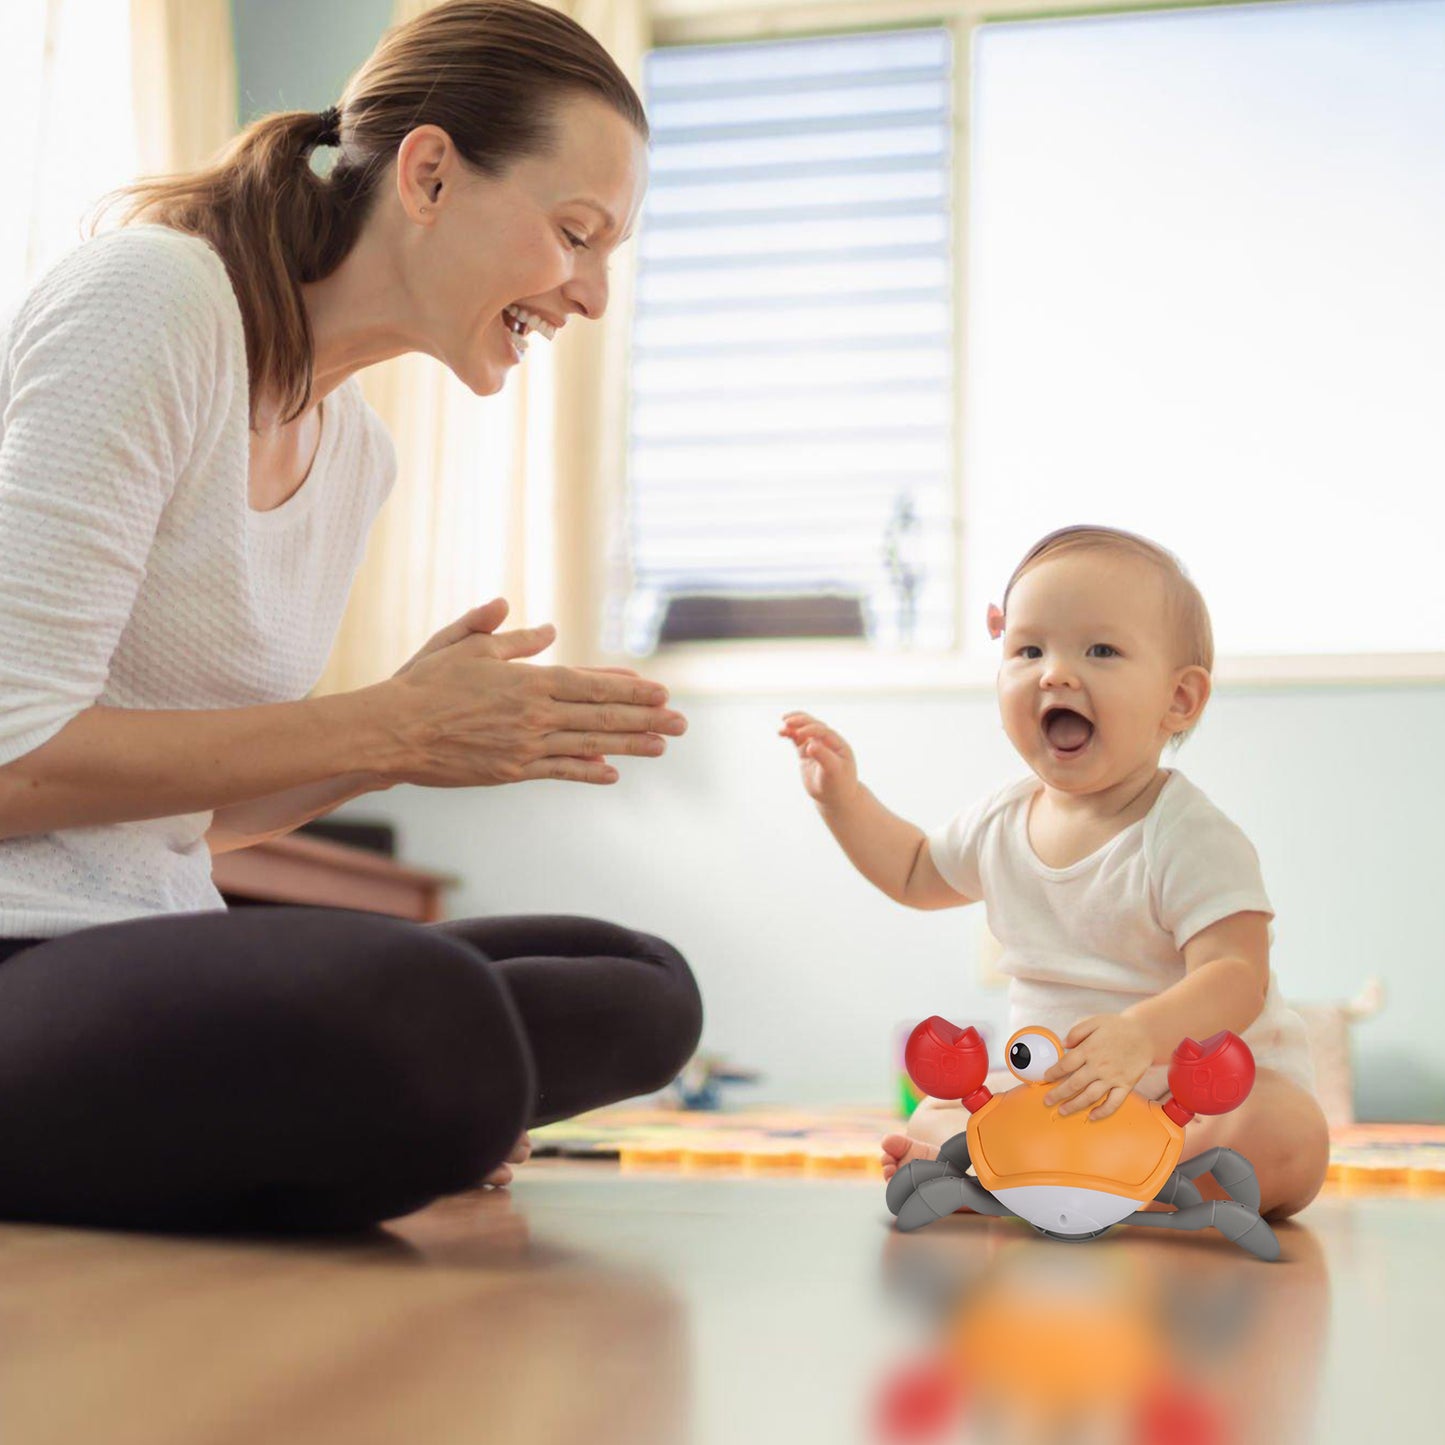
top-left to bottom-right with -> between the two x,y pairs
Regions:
1006,1030 -> 1061,1082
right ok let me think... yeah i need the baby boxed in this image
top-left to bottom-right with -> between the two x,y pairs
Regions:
782,525 -> 1329,1220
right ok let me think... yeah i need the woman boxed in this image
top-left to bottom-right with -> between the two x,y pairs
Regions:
0,0 -> 700,1232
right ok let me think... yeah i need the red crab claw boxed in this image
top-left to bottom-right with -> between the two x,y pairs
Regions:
1163,1031 -> 1256,1125
904,1018 -> 992,1110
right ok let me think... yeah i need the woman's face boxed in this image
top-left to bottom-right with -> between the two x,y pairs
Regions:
396,91 -> 647,395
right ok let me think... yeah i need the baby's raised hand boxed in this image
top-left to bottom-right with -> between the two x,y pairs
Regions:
1041,1014 -> 1155,1121
779,711 -> 860,806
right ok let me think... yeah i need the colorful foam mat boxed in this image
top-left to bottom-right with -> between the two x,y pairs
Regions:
1325,1122 -> 1445,1190
532,1110 -> 1445,1189
532,1105 -> 894,1176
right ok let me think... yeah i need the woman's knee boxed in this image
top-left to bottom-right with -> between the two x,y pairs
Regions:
626,929 -> 704,1091
430,913 -> 703,1111
258,911 -> 534,1195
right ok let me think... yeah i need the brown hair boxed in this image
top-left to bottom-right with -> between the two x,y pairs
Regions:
1001,525 -> 1214,744
93,0 -> 649,427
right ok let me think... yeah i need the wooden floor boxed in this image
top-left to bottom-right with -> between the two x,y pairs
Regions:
0,1163 -> 1436,1444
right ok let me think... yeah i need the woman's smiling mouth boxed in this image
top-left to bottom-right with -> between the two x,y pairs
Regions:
503,303 -> 558,340
498,304 -> 562,364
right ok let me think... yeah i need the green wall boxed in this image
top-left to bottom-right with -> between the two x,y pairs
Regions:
233,0 -> 395,123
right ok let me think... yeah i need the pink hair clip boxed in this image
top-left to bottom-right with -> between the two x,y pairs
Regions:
987,603 -> 1005,640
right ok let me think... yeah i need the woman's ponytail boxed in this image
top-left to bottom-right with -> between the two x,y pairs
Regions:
94,104 -> 370,426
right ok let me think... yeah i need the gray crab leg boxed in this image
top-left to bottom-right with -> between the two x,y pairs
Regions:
895,1173 -> 1017,1232
888,1129 -> 1018,1229
1153,1168 -> 1204,1209
1124,1200 -> 1281,1261
1178,1146 -> 1262,1212
886,1157 -> 962,1215
884,1130 -> 976,1216
936,1130 -> 974,1176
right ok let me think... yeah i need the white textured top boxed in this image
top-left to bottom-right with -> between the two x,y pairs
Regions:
0,225 -> 396,938
928,770 -> 1315,1093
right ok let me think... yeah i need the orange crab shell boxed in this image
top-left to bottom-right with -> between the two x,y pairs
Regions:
967,1028 -> 1187,1200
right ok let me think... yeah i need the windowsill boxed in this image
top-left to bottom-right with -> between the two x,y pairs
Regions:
624,643 -> 1445,696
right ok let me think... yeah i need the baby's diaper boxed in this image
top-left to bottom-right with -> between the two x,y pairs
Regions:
1138,1003 -> 1316,1100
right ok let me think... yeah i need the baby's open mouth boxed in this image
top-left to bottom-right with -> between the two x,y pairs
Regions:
1043,708 -> 1094,754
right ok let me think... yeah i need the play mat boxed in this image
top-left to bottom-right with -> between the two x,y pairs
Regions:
531,1108 -> 1445,1190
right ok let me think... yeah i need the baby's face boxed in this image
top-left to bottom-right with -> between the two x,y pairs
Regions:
997,552 -> 1192,795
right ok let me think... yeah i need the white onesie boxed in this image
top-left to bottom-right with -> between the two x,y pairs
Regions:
927,770 -> 1315,1097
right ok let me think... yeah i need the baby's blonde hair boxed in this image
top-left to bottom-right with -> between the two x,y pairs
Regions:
1001,525 -> 1214,747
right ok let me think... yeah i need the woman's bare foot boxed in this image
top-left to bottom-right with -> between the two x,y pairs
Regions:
482,1132 -> 532,1188
880,1133 -> 939,1183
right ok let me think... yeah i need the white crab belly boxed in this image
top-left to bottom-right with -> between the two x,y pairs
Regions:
994,1184 -> 1146,1236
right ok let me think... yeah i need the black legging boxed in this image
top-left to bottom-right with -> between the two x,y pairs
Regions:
0,908 -> 701,1233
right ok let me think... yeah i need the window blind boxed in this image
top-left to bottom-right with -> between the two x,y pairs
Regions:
614,26 -> 957,653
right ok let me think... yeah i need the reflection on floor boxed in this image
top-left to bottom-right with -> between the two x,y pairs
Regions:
0,1164 -> 1436,1445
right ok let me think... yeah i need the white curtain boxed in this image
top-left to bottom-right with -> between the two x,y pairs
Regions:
316,345 -> 551,690
549,0 -> 648,665
0,0 -> 235,306
315,0 -> 649,692
130,0 -> 238,176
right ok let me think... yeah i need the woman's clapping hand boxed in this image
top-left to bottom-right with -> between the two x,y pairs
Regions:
382,598 -> 686,788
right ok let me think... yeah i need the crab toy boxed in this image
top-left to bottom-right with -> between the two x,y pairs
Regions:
886,1017 -> 1280,1261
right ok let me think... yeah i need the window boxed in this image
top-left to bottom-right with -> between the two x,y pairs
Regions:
0,0 -> 137,306
623,0 -> 1443,676
965,0 -> 1445,658
614,26 -> 958,653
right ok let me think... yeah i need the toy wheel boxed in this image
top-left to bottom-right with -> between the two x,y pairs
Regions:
1033,1224 -> 1113,1242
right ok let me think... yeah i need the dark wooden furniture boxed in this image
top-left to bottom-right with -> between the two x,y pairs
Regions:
213,832 -> 457,923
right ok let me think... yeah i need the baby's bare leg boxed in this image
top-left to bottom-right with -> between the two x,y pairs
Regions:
1175,1068 -> 1330,1219
905,1096 -> 972,1149
879,1096 -> 973,1181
